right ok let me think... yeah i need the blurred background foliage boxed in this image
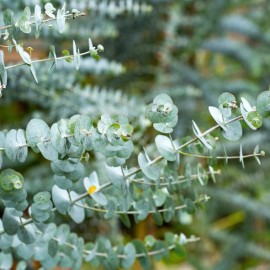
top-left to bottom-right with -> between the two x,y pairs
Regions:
1,0 -> 270,269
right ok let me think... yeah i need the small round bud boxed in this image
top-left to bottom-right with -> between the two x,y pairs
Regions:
260,150 -> 265,156
72,9 -> 79,14
97,44 -> 104,52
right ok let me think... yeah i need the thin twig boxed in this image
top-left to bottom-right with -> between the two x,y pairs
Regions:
0,12 -> 86,31
5,50 -> 91,70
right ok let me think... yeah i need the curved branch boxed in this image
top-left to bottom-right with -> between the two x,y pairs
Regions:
5,50 -> 91,70
74,194 -> 210,215
0,12 -> 86,32
178,150 -> 265,160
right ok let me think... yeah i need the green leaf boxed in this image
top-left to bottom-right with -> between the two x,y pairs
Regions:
5,129 -> 18,162
17,7 -> 31,34
73,115 -> 93,151
253,145 -> 261,165
0,169 -> 24,191
31,193 -> 53,222
18,16 -> 31,33
153,189 -> 166,207
178,233 -> 188,245
3,9 -> 15,38
154,94 -> 173,104
30,64 -> 38,83
68,191 -> 85,223
239,144 -> 245,168
17,226 -> 35,244
119,214 -> 131,228
49,45 -> 58,68
16,261 -> 27,270
57,3 -> 66,33
192,121 -> 213,150
54,175 -> 73,189
73,40 -> 80,70
183,163 -> 192,187
34,5 -> 42,38
185,198 -> 195,214
52,159 -> 78,173
56,224 -> 70,245
34,191 -> 50,204
257,91 -> 270,118
152,240 -> 168,261
45,3 -> 56,19
48,239 -> 59,257
138,152 -> 160,181
145,94 -> 178,127
62,50 -> 72,62
26,118 -> 50,151
85,243 -> 97,262
0,132 -> 4,169
59,254 -> 73,268
32,242 -> 49,261
4,129 -> 28,163
240,99 -> 261,130
247,111 -> 262,129
0,252 -> 12,270
0,51 -> 7,87
17,45 -> 31,65
65,162 -> 84,181
40,223 -> 57,241
115,140 -> 134,159
106,165 -> 124,188
208,106 -> 227,130
2,208 -> 20,235
152,211 -> 163,226
41,256 -> 60,269
122,243 -> 136,269
50,119 -> 70,154
105,249 -> 119,270
16,129 -> 28,162
135,199 -> 150,221
241,97 -> 253,112
104,200 -> 116,219
37,140 -> 58,161
155,135 -> 177,161
31,204 -> 50,222
163,196 -> 175,222
218,92 -> 236,117
3,9 -> 14,26
209,165 -> 216,183
132,240 -> 151,270
52,185 -> 70,214
197,163 -> 207,186
145,235 -> 156,247
15,243 -> 34,260
221,117 -> 242,141
165,232 -> 175,245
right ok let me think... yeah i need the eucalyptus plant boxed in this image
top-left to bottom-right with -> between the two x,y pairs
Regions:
0,2 -> 269,270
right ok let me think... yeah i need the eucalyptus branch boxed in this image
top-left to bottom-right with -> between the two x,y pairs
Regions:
2,176 -> 205,237
0,11 -> 86,31
36,229 -> 200,261
0,187 -> 207,236
128,170 -> 221,186
83,239 -> 200,260
5,50 -> 91,70
178,150 -> 265,160
74,194 -> 210,214
125,115 -> 244,179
